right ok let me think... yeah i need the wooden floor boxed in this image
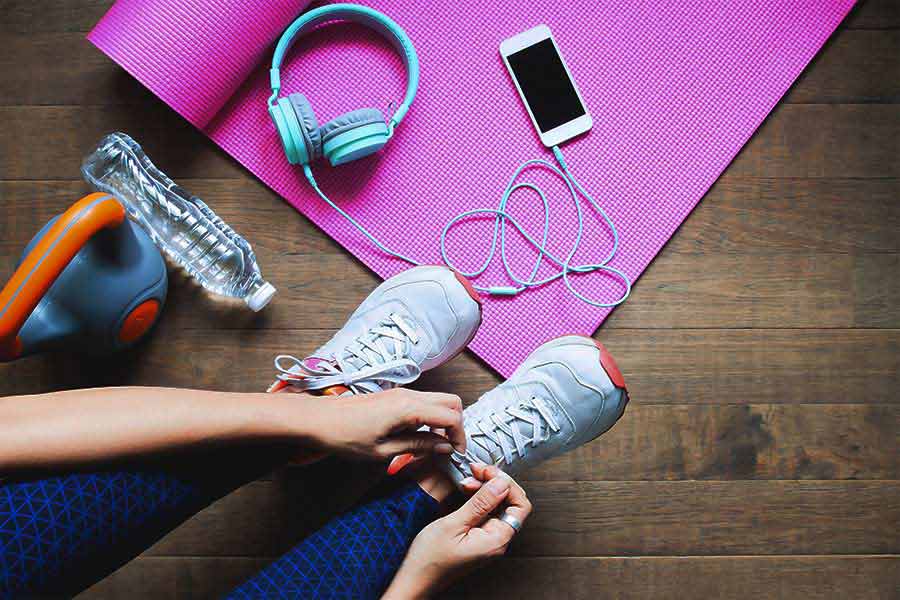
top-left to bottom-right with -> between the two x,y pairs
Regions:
2,1 -> 899,598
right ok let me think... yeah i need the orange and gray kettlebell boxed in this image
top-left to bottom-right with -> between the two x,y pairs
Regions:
0,193 -> 167,362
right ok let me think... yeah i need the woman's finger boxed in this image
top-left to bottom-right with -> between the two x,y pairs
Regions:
479,517 -> 516,546
460,476 -> 483,493
483,466 -> 531,516
428,393 -> 464,413
385,425 -> 452,475
446,476 -> 511,529
400,400 -> 466,453
377,430 -> 457,457
472,464 -> 532,525
469,462 -> 492,481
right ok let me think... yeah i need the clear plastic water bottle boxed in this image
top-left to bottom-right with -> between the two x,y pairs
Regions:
82,132 -> 276,311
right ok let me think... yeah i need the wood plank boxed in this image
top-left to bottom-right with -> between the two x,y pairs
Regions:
1,103 -> 899,181
2,328 -> 897,405
515,481 -> 900,557
0,106 -> 240,180
1,356 -> 896,478
447,556 -> 900,600
1,33 -> 153,107
520,404 -> 899,482
2,398 -> 893,482
4,2 -> 898,599
80,557 -> 269,600
589,329 -> 899,406
133,480 -> 899,557
854,254 -> 900,328
79,555 -> 900,600
729,104 -> 900,178
784,30 -> 900,104
679,177 -> 900,254
603,252 -> 900,329
0,0 -> 111,33
3,176 -> 900,256
3,181 -> 899,334
5,30 -> 898,107
845,0 -> 900,30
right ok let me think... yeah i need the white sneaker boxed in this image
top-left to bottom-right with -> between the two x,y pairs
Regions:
271,266 -> 482,395
442,335 -> 628,485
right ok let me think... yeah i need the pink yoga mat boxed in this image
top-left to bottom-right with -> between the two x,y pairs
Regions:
89,0 -> 855,377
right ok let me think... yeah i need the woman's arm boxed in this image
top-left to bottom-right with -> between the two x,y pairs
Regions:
0,386 -> 465,472
383,464 -> 533,600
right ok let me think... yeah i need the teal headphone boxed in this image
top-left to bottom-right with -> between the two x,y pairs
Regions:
268,3 -> 420,167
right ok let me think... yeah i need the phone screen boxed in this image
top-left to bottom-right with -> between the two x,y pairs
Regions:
507,38 -> 586,133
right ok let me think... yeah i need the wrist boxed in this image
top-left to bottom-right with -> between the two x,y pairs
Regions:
249,392 -> 323,446
416,469 -> 457,503
383,567 -> 436,600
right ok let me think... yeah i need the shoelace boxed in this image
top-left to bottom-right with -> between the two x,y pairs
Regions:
452,396 -> 561,470
274,313 -> 422,395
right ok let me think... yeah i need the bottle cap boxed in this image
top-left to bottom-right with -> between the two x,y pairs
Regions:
246,281 -> 276,312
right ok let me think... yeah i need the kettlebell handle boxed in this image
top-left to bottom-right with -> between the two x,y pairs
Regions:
0,193 -> 125,361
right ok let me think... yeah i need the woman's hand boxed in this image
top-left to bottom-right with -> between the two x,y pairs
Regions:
294,388 -> 466,461
383,464 -> 533,599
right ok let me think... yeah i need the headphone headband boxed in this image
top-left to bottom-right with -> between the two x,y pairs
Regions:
269,3 -> 420,128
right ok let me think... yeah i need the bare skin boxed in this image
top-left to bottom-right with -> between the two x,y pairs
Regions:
0,386 -> 465,473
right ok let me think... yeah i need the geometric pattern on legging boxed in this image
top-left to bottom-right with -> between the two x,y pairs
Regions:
227,482 -> 440,600
0,471 -> 198,598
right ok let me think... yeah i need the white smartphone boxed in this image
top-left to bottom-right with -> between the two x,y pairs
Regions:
500,25 -> 592,147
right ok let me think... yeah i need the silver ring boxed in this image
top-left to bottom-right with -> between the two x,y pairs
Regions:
499,511 -> 522,533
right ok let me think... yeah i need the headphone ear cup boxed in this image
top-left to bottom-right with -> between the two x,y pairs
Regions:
269,98 -> 304,165
288,93 -> 323,162
319,108 -> 390,166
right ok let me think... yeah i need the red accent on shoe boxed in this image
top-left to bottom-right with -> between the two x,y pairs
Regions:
592,339 -> 627,390
451,269 -> 482,305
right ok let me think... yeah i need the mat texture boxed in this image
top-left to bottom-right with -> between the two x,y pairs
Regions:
89,0 -> 855,377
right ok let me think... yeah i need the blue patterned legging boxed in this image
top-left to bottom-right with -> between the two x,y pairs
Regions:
0,455 -> 439,599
